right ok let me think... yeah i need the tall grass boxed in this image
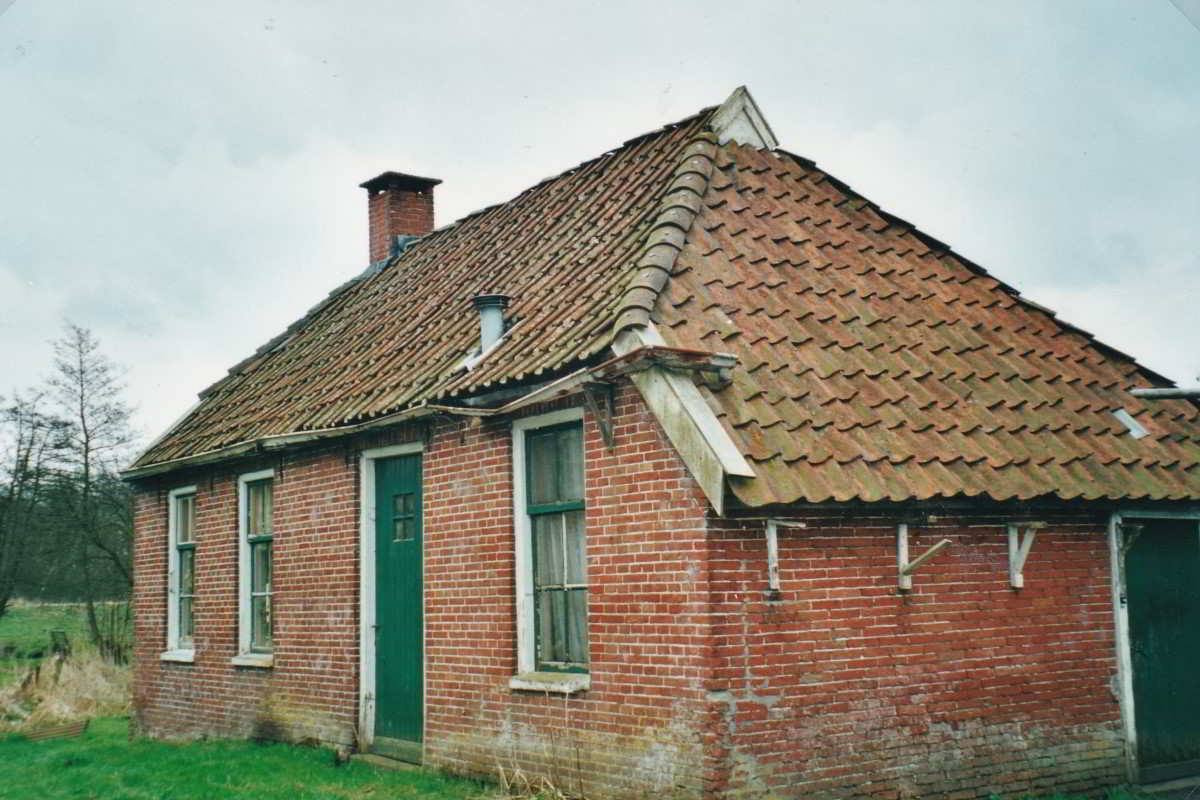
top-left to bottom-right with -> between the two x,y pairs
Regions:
0,647 -> 130,730
0,601 -> 131,731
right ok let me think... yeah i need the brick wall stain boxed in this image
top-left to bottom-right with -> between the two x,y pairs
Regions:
133,380 -> 1129,799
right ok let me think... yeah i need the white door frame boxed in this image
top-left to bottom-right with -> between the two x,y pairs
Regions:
1108,508 -> 1200,782
358,442 -> 424,749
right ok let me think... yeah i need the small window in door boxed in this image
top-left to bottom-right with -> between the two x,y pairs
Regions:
393,492 -> 417,542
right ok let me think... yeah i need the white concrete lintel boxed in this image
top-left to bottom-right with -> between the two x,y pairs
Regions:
230,653 -> 273,668
509,672 -> 590,694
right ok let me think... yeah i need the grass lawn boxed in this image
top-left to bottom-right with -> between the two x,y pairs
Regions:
0,717 -> 489,800
0,607 -> 1154,800
0,716 -> 1157,800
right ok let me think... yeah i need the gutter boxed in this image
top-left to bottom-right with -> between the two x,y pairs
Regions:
120,404 -> 448,481
121,345 -> 736,482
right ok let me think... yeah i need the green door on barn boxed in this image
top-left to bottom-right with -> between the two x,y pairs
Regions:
1124,517 -> 1200,783
372,454 -> 423,763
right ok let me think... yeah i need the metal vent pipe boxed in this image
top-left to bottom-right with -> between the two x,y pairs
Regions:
471,294 -> 510,351
1130,388 -> 1200,399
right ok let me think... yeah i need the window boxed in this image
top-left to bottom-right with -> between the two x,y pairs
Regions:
164,486 -> 197,660
511,408 -> 589,690
236,469 -> 274,664
528,424 -> 586,671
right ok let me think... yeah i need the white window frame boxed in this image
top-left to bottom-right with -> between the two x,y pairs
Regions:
509,407 -> 590,694
161,485 -> 197,663
233,468 -> 275,667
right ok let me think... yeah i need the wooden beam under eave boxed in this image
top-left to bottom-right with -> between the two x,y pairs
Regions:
614,326 -> 755,516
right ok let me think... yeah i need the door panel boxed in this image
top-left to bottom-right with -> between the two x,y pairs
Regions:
1125,518 -> 1200,783
373,454 -> 422,759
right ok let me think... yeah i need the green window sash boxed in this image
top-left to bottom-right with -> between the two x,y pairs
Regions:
526,423 -> 587,673
245,479 -> 274,653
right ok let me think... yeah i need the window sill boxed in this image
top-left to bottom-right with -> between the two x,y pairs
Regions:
230,653 -> 274,668
509,672 -> 590,694
159,649 -> 195,663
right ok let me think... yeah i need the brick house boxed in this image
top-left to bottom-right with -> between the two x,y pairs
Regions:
124,88 -> 1200,799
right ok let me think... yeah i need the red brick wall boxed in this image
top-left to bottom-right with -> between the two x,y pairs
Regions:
705,512 -> 1125,799
133,381 -> 716,797
132,384 -> 1130,799
419,386 -> 714,798
133,443 -> 365,745
366,183 -> 434,262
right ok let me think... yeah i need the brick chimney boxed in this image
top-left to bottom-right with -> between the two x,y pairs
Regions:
358,171 -> 442,263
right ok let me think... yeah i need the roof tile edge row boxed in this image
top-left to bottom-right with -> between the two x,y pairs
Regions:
612,132 -> 719,338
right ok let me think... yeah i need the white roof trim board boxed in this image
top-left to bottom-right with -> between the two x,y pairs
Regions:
710,86 -> 779,150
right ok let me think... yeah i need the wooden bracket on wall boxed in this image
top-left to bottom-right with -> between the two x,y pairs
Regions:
897,523 -> 952,593
1007,521 -> 1045,588
582,381 -> 616,451
764,519 -> 806,600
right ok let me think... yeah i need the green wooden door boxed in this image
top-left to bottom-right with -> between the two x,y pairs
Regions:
373,454 -> 423,762
1125,517 -> 1200,783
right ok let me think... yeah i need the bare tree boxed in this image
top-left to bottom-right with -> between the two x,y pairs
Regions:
46,323 -> 136,658
0,392 -> 67,618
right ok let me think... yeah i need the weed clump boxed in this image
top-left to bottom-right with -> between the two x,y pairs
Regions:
496,762 -> 570,800
0,648 -> 130,731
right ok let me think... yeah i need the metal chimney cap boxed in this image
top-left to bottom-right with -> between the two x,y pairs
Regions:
358,171 -> 442,194
470,294 -> 511,310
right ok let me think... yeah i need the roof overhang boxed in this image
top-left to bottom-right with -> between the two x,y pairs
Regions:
120,344 -> 742,482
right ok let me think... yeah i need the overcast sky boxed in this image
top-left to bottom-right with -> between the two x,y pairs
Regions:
2,0 -> 1198,446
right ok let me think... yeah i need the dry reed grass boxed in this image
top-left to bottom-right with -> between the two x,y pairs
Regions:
0,647 -> 130,731
495,762 -> 570,800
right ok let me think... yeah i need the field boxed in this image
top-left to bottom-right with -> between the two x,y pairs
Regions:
0,601 -> 91,662
1,601 -> 91,690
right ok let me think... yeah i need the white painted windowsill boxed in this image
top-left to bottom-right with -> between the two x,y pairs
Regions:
509,672 -> 590,694
230,653 -> 274,668
159,649 -> 195,663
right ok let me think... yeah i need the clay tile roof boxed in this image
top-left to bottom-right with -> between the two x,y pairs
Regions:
658,141 -> 1200,505
130,92 -> 1200,508
131,108 -> 717,470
